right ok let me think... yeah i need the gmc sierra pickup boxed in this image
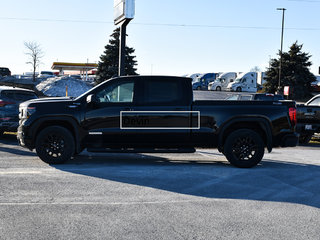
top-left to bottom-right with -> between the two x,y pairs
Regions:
297,94 -> 320,143
17,76 -> 298,168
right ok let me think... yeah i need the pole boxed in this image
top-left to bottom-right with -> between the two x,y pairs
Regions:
277,8 -> 286,91
118,19 -> 131,76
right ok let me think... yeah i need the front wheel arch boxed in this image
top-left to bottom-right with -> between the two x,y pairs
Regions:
29,117 -> 82,154
35,126 -> 75,164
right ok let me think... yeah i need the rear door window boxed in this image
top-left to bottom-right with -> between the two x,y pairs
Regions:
15,91 -> 38,101
143,79 -> 182,104
1,90 -> 38,101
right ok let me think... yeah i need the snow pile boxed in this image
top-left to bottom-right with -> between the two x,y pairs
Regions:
36,77 -> 93,97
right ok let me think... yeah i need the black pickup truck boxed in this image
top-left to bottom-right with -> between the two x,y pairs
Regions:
296,94 -> 320,143
17,76 -> 298,168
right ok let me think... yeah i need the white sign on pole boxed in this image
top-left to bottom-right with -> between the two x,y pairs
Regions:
114,0 -> 135,25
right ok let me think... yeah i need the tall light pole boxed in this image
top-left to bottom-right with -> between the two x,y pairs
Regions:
277,8 -> 286,91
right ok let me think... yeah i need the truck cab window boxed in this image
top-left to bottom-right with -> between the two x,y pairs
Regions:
95,81 -> 134,103
144,79 -> 181,104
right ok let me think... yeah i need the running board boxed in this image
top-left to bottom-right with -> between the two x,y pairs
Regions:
86,148 -> 196,153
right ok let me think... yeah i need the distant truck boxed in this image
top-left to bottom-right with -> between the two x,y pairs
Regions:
226,72 -> 258,92
186,73 -> 202,82
208,72 -> 237,91
192,73 -> 217,90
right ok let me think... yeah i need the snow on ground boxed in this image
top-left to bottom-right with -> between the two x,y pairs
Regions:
36,77 -> 93,97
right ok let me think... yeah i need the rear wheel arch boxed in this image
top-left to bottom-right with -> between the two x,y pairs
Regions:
218,118 -> 272,153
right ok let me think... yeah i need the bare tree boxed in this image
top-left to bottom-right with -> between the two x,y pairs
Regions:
24,41 -> 44,82
250,66 -> 261,72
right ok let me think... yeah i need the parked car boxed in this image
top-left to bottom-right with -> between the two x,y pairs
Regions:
0,67 -> 11,77
311,80 -> 320,92
0,86 -> 38,135
38,71 -> 56,78
226,93 -> 284,101
18,76 -> 298,168
296,94 -> 320,143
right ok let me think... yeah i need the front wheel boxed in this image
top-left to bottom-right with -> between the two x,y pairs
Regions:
35,126 -> 75,164
224,129 -> 264,168
236,87 -> 242,92
216,86 -> 221,91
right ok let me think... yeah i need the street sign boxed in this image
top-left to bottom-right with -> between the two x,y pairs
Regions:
114,0 -> 135,25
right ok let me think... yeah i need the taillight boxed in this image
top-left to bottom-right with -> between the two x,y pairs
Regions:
0,99 -> 15,107
289,107 -> 297,126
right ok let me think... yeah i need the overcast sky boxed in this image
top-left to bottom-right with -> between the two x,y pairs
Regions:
1,0 -> 319,76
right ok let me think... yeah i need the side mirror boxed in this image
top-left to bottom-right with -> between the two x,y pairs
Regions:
86,94 -> 95,104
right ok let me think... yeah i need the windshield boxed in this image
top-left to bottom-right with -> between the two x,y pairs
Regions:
234,72 -> 246,83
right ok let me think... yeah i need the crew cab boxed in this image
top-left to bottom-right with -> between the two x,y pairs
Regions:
296,94 -> 320,143
18,76 -> 298,168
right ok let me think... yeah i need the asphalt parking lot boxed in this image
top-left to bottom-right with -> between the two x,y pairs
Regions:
0,133 -> 320,240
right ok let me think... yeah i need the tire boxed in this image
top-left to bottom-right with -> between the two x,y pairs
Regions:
197,86 -> 201,90
216,86 -> 221,91
299,134 -> 313,144
236,87 -> 242,92
224,129 -> 264,168
35,126 -> 75,164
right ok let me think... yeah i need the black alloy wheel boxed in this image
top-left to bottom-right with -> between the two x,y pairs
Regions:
224,129 -> 264,168
35,126 -> 75,164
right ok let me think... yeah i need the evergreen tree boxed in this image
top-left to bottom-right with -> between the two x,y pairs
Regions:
264,41 -> 315,99
96,28 -> 138,84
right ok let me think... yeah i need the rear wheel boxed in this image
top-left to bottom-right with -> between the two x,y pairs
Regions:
35,126 -> 75,164
197,86 -> 201,90
216,86 -> 221,91
236,87 -> 242,92
224,129 -> 264,168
